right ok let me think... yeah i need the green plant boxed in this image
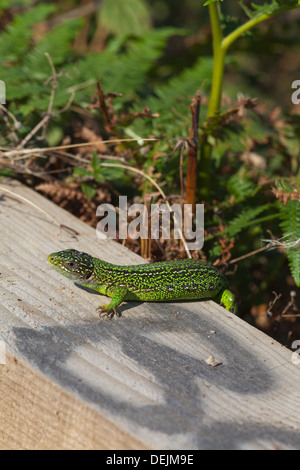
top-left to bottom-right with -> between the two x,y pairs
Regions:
199,0 -> 300,200
195,0 -> 300,293
0,0 -> 299,328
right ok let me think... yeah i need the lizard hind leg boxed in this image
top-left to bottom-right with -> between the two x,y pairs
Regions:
217,289 -> 238,315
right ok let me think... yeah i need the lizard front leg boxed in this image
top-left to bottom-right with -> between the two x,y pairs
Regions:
96,286 -> 128,318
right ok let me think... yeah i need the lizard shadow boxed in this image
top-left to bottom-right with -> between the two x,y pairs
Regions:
12,304 -> 300,449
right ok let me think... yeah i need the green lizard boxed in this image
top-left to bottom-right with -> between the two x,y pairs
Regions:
48,249 -> 238,316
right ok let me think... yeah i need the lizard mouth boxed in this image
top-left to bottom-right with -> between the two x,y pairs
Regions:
84,271 -> 95,281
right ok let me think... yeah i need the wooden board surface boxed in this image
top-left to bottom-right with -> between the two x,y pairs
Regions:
0,179 -> 300,450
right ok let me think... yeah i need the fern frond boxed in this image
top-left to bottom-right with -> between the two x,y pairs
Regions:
100,28 -> 183,105
25,19 -> 83,70
226,203 -> 271,238
226,171 -> 258,202
60,28 -> 180,109
99,0 -> 151,36
280,199 -> 300,286
0,4 -> 57,63
131,56 -> 213,137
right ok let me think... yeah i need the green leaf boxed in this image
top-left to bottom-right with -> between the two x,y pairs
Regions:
99,0 -> 151,36
0,0 -> 10,15
102,165 -> 126,181
276,0 -> 299,5
81,182 -> 96,200
73,167 -> 92,177
0,168 -> 15,178
238,0 -> 300,20
204,0 -> 223,5
90,153 -> 105,184
91,152 -> 102,173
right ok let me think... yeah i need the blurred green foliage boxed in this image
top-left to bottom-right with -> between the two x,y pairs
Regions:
0,0 -> 299,329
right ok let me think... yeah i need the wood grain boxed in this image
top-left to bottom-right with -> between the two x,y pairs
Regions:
0,351 -> 147,450
0,179 -> 300,450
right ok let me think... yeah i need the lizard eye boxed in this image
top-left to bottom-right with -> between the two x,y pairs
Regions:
66,261 -> 76,269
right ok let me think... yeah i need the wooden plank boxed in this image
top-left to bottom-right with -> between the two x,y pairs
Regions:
0,351 -> 147,450
0,179 -> 300,450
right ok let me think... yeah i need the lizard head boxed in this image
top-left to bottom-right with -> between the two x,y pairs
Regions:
48,249 -> 95,282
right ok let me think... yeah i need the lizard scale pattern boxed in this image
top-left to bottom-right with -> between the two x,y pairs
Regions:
48,249 -> 238,316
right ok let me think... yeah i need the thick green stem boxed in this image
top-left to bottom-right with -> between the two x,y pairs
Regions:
199,3 -> 224,200
207,2 -> 224,117
198,3 -> 300,201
